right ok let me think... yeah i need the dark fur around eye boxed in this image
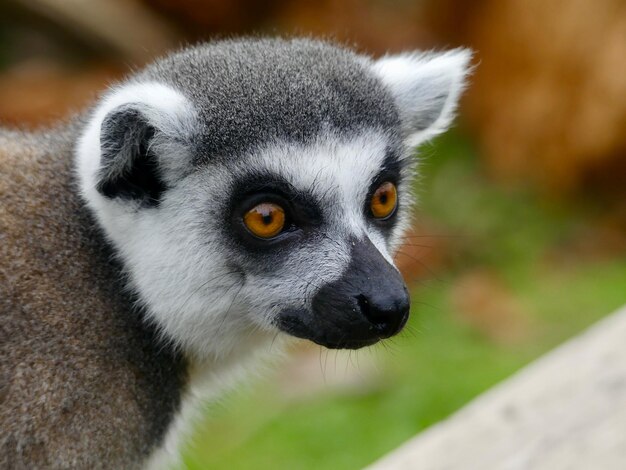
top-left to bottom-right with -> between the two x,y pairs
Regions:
364,151 -> 403,228
226,173 -> 324,250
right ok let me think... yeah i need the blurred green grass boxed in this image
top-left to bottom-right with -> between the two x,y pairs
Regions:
181,132 -> 626,470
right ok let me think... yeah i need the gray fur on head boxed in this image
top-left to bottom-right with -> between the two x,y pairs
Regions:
137,38 -> 402,165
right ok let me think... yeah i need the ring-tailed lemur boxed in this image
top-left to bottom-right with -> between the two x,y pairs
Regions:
0,38 -> 471,469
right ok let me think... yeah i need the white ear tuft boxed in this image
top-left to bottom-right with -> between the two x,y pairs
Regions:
372,48 -> 473,147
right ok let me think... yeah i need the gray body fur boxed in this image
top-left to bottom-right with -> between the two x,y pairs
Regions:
0,126 -> 186,468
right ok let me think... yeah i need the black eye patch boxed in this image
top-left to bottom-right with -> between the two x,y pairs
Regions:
363,150 -> 404,228
226,172 -> 324,249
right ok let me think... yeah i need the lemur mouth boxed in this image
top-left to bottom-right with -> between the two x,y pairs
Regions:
276,304 -> 409,351
276,317 -> 383,350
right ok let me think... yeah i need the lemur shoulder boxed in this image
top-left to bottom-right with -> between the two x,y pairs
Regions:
0,38 -> 471,469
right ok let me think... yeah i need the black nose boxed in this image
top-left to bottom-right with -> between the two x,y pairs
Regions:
356,288 -> 410,338
292,237 -> 412,349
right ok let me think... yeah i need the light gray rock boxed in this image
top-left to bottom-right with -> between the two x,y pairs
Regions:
368,305 -> 626,470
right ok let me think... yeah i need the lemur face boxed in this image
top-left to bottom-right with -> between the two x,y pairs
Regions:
189,130 -> 411,351
77,39 -> 471,360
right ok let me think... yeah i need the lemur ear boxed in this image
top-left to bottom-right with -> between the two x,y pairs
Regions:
372,49 -> 473,147
97,104 -> 162,205
77,82 -> 196,208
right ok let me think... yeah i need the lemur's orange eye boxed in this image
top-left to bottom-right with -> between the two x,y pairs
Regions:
243,203 -> 286,238
370,182 -> 398,219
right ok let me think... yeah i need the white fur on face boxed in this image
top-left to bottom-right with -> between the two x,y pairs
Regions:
77,82 -> 412,363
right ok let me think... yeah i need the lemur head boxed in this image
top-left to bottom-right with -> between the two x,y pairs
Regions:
77,39 -> 471,360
